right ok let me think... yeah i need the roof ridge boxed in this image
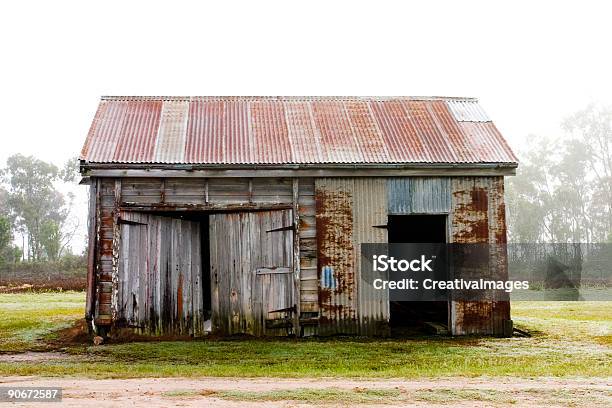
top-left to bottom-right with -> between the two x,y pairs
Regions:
100,95 -> 480,102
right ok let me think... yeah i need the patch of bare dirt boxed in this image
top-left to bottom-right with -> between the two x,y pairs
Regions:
0,352 -> 76,363
0,377 -> 609,407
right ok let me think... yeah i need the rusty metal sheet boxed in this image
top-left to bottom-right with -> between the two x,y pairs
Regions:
429,101 -> 480,163
315,178 -> 390,336
458,121 -> 517,164
311,101 -> 363,163
284,102 -> 324,163
404,100 -> 459,163
251,100 -> 291,164
345,101 -> 390,163
315,178 -> 358,334
449,177 -> 510,335
112,100 -> 162,163
364,100 -> 430,163
184,100 -> 225,164
80,96 -> 518,166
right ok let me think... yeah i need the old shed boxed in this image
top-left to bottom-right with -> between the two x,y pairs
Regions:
79,96 -> 518,337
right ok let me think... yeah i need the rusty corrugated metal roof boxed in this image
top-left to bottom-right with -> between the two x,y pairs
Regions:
80,96 -> 518,166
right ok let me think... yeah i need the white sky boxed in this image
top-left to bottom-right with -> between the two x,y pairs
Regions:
1,0 -> 611,253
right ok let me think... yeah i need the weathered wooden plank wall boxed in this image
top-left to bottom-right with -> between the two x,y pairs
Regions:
298,179 -> 318,315
95,179 -> 116,324
209,210 -> 294,336
116,212 -> 203,335
95,177 -> 307,329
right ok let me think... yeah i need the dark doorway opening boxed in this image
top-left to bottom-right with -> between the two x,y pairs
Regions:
387,214 -> 448,334
200,215 -> 212,322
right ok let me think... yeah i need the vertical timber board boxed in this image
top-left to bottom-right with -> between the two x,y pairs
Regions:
150,215 -> 162,334
209,213 -> 235,335
159,216 -> 171,333
261,209 -> 295,336
292,178 -> 301,335
209,214 -> 220,334
117,212 -> 147,328
450,177 -> 498,335
354,178 -> 389,336
315,178 -> 357,335
85,179 -> 98,322
170,218 -> 180,332
191,223 -> 203,335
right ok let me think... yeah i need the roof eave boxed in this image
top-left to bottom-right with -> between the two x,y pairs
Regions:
80,161 -> 518,178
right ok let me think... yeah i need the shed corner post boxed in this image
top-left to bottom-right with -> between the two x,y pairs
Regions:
110,179 -> 122,326
292,178 -> 301,336
85,178 -> 99,329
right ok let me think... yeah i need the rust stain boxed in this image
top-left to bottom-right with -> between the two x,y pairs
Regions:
470,187 -> 488,212
452,184 -> 489,243
451,177 -> 510,335
315,181 -> 356,326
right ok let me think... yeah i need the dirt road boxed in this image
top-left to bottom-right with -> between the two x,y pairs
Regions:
1,376 -> 610,407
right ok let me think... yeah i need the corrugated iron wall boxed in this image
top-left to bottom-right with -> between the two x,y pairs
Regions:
315,176 -> 509,337
315,178 -> 358,335
315,178 -> 389,336
354,179 -> 389,336
450,176 -> 510,335
388,177 -> 451,214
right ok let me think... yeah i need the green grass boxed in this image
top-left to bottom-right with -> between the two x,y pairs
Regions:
411,388 -> 518,404
0,293 -> 610,379
158,387 -> 611,406
0,291 -> 85,352
207,388 -> 403,403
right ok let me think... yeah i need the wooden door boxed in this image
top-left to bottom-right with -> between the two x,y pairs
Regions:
117,212 -> 203,335
209,210 -> 294,336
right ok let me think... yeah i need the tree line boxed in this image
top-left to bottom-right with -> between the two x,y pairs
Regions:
0,155 -> 80,266
506,104 -> 612,244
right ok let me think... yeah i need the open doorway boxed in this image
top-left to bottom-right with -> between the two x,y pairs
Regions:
387,214 -> 448,334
